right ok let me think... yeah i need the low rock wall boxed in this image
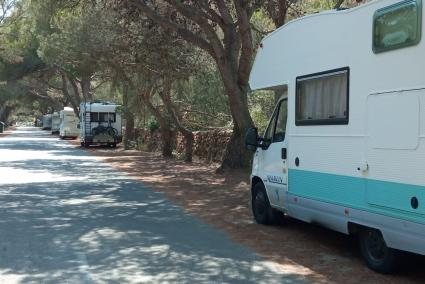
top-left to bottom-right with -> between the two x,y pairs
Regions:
132,128 -> 232,163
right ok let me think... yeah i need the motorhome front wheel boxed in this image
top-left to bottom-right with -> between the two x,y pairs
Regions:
252,183 -> 283,225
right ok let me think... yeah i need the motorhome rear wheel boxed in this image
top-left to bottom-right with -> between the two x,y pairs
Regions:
359,228 -> 399,274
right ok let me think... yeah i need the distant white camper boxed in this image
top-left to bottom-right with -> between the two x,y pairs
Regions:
246,0 -> 425,274
59,107 -> 79,139
79,101 -> 122,147
51,112 -> 60,135
42,114 -> 52,130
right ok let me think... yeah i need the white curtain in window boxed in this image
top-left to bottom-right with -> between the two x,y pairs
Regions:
298,72 -> 347,121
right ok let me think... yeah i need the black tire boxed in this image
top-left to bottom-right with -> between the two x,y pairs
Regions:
252,182 -> 282,225
359,228 -> 398,274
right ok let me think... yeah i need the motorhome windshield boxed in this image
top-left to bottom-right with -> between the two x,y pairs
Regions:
263,98 -> 288,144
274,100 -> 287,142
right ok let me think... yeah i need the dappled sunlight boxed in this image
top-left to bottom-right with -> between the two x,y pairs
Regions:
93,133 -> 425,283
252,261 -> 311,276
0,128 -> 311,283
79,228 -> 129,249
59,195 -> 117,206
0,270 -> 25,284
0,167 -> 86,185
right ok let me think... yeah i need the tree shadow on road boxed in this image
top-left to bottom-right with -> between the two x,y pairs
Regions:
0,130 -> 308,284
93,150 -> 425,284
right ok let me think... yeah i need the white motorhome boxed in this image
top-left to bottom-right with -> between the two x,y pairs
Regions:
51,112 -> 60,135
42,114 -> 52,130
59,107 -> 79,139
246,0 -> 425,273
79,101 -> 122,147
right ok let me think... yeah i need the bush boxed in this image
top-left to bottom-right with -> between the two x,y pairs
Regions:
148,119 -> 160,133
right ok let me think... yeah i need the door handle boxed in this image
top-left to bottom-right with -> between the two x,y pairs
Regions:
281,148 -> 287,160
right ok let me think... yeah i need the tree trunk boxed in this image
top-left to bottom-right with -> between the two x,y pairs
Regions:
161,127 -> 174,157
183,131 -> 194,162
60,73 -> 80,117
123,83 -> 135,150
158,81 -> 194,162
217,64 -> 255,170
217,124 -> 251,173
142,89 -> 174,158
334,0 -> 346,9
0,105 -> 14,123
124,114 -> 135,149
81,76 -> 92,101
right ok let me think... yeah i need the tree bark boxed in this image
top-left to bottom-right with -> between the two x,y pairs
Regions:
158,79 -> 194,162
60,73 -> 81,117
216,62 -> 255,170
182,131 -> 194,162
141,87 -> 174,158
80,75 -> 93,101
122,83 -> 135,150
160,127 -> 174,158
334,0 -> 345,9
0,105 -> 14,123
264,0 -> 290,28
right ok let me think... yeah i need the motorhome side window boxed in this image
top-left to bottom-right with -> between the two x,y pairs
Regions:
373,0 -> 422,53
296,68 -> 349,126
90,112 -> 116,122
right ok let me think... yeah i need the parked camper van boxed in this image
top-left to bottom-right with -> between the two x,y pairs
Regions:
246,0 -> 425,273
59,107 -> 79,139
79,101 -> 122,147
35,117 -> 43,127
51,112 -> 60,135
42,114 -> 52,130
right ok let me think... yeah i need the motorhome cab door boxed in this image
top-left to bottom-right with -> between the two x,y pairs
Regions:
260,98 -> 288,209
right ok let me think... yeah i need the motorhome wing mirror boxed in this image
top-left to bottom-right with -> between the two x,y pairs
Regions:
245,127 -> 259,151
77,123 -> 80,129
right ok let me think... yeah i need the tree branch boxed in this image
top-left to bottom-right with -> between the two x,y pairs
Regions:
334,0 -> 345,9
129,0 -> 216,57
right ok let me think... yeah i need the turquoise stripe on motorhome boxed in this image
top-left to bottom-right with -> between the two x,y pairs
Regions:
288,169 -> 425,224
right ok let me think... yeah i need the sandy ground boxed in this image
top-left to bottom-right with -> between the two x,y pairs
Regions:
81,144 -> 425,284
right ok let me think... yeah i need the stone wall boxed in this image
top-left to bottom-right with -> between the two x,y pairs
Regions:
132,128 -> 232,163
